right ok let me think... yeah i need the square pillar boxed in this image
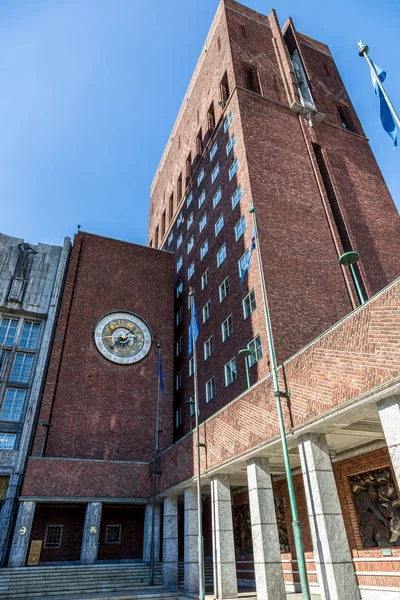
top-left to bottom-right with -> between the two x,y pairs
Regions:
211,475 -> 237,599
9,501 -> 36,567
80,501 -> 102,564
377,395 -> 400,487
299,433 -> 360,600
163,495 -> 179,589
247,457 -> 286,600
184,487 -> 199,593
143,502 -> 161,562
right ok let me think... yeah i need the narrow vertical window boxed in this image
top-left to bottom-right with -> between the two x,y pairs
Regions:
337,105 -> 356,133
196,129 -> 203,156
186,152 -> 192,186
220,72 -> 230,103
155,226 -> 159,249
177,174 -> 183,204
217,37 -> 221,52
169,193 -> 174,222
243,64 -> 261,94
241,24 -> 247,39
161,210 -> 166,239
207,102 -> 215,130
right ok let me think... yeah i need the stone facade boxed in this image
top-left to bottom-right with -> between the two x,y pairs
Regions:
0,233 -> 70,565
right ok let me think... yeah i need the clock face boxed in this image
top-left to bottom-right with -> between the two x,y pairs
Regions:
94,312 -> 152,365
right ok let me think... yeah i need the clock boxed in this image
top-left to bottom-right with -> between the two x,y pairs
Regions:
94,311 -> 152,365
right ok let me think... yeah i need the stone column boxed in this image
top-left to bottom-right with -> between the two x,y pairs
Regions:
143,503 -> 161,562
184,487 -> 199,593
377,395 -> 400,487
163,495 -> 179,589
298,433 -> 360,600
80,502 -> 102,564
211,475 -> 237,599
9,500 -> 36,567
247,457 -> 286,600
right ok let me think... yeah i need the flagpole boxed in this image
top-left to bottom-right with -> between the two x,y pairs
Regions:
149,341 -> 161,586
358,41 -> 400,130
249,204 -> 311,600
189,287 -> 205,600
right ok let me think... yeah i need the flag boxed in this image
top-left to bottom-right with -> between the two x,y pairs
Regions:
240,225 -> 257,290
370,62 -> 397,149
158,351 -> 166,398
188,297 -> 199,357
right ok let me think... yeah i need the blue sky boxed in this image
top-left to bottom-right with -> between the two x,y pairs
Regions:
0,0 -> 398,248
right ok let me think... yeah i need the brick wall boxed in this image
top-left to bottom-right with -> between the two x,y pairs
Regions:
97,505 -> 144,561
30,504 -> 86,563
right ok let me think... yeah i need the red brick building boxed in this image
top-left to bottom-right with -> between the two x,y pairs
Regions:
7,2 -> 400,600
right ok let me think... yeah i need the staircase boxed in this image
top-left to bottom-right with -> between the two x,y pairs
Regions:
178,560 -> 213,590
0,562 -> 177,599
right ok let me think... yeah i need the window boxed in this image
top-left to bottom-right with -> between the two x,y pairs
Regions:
175,407 -> 183,427
161,210 -> 166,239
169,193 -> 174,221
189,357 -> 194,377
168,231 -> 174,246
196,129 -> 203,156
176,370 -> 183,390
217,244 -> 227,267
248,335 -> 262,366
177,257 -> 183,273
0,351 -> 10,380
224,111 -> 233,132
176,282 -> 183,298
220,72 -> 230,103
187,236 -> 194,254
211,163 -> 220,184
0,433 -> 16,450
241,24 -> 247,39
235,215 -> 247,240
215,214 -> 224,236
213,188 -> 222,208
177,174 -> 183,204
229,157 -> 239,181
210,141 -> 218,161
226,133 -> 236,155
10,353 -> 33,384
232,185 -> 242,209
44,525 -> 63,548
200,240 -> 208,260
155,226 -> 159,248
176,307 -> 183,326
188,263 -> 195,280
186,152 -> 192,186
187,213 -> 194,230
203,300 -> 211,323
224,357 -> 237,386
189,396 -> 195,416
199,214 -> 207,233
105,525 -> 121,544
207,102 -> 215,130
217,36 -> 221,52
244,64 -> 261,94
206,377 -> 216,402
198,189 -> 206,208
0,318 -> 19,347
177,212 -> 183,227
201,268 -> 210,290
1,388 -> 25,421
219,277 -> 229,302
243,289 -> 256,318
19,322 -> 40,349
197,168 -> 205,186
222,315 -> 233,342
177,233 -> 183,249
176,337 -> 183,356
337,105 -> 356,133
238,249 -> 250,278
290,49 -> 315,109
204,336 -> 213,360
186,192 -> 193,208
323,62 -> 331,77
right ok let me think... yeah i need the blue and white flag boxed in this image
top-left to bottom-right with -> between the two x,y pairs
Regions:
240,225 -> 257,290
158,351 -> 166,398
370,62 -> 397,149
188,298 -> 199,357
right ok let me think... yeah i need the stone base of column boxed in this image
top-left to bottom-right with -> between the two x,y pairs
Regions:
9,501 -> 36,567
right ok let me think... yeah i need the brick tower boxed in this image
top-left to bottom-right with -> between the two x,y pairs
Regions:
148,0 -> 400,439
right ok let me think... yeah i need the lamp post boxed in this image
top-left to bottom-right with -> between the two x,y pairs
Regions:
339,251 -> 365,305
238,348 -> 252,389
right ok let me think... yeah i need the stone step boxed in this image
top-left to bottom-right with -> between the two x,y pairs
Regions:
0,585 -> 168,599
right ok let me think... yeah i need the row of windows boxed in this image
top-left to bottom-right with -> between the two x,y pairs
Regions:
175,333 -> 263,426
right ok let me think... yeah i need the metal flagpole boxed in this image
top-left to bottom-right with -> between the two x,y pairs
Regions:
189,287 -> 205,600
149,341 -> 161,586
358,41 -> 400,130
249,204 -> 311,600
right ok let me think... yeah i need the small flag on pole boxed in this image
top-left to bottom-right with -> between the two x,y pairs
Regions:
370,62 -> 398,149
188,297 -> 199,357
158,351 -> 166,398
240,225 -> 257,290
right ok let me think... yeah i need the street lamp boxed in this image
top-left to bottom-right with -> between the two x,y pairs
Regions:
339,251 -> 365,305
238,348 -> 253,389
